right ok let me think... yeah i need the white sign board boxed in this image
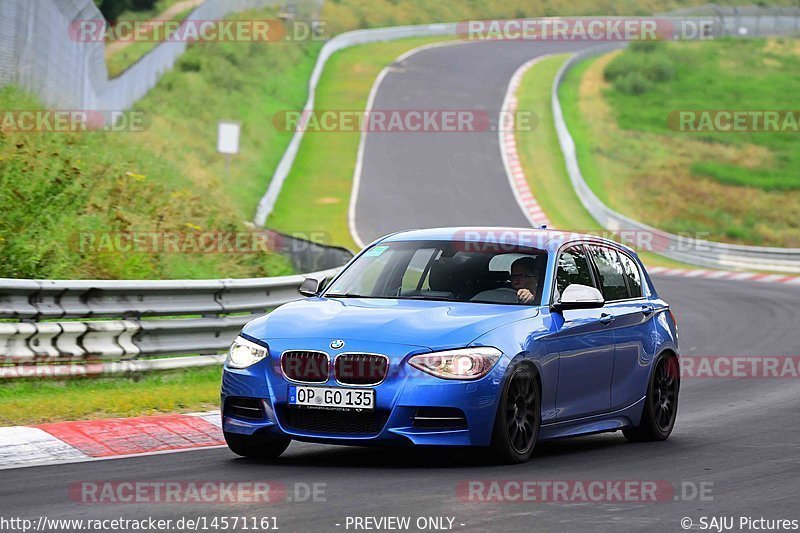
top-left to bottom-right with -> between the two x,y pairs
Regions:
217,121 -> 241,155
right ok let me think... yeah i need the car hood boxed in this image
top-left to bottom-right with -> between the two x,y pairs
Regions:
241,297 -> 540,351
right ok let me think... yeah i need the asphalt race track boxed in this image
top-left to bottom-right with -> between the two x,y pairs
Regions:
353,40 -> 590,244
3,40 -> 799,533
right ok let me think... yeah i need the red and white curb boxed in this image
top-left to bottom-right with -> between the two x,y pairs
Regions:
0,411 -> 224,470
647,266 -> 800,285
500,55 -> 552,229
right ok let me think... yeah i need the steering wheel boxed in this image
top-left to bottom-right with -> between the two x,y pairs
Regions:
471,287 -> 520,304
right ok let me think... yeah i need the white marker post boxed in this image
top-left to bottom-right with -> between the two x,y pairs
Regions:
217,121 -> 241,176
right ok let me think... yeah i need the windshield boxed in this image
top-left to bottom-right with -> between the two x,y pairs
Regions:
324,240 -> 547,305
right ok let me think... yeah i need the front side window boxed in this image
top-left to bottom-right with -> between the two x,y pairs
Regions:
588,245 -> 630,301
554,245 -> 595,301
324,240 -> 547,305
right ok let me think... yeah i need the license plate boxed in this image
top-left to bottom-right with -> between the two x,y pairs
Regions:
288,386 -> 375,411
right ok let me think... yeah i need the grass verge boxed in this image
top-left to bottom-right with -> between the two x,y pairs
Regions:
106,7 -> 196,78
515,55 -> 698,270
559,39 -> 800,247
0,366 -> 221,426
0,6 -> 320,279
267,36 -> 455,251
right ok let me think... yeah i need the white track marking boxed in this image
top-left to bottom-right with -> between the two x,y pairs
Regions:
0,427 -> 88,470
348,40 -> 476,250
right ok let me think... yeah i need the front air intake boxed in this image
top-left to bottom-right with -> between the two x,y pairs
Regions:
224,397 -> 266,420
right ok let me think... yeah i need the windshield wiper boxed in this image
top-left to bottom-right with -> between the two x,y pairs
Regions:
325,293 -> 365,298
402,295 -> 455,302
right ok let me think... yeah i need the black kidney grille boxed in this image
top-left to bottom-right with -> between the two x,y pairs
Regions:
281,351 -> 329,383
279,406 -> 390,435
334,354 -> 389,385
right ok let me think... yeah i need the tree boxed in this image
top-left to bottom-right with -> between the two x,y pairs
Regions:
96,0 -> 132,20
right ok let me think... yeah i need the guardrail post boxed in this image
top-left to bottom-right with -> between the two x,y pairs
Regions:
55,322 -> 88,359
82,320 -> 141,360
2,323 -> 37,362
28,322 -> 62,360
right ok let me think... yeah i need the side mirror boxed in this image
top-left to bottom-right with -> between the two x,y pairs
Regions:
552,284 -> 604,311
299,277 -> 325,297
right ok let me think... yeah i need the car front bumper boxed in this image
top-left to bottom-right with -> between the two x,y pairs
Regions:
220,338 -> 507,447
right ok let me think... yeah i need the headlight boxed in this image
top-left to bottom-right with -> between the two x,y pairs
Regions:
226,336 -> 269,369
408,347 -> 501,380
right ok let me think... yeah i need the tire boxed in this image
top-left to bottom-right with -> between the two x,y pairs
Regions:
224,431 -> 291,459
490,364 -> 541,464
623,353 -> 679,442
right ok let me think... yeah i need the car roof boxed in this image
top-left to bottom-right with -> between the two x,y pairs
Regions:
377,227 -> 637,256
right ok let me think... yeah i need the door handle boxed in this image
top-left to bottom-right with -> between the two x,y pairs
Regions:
641,304 -> 655,316
600,313 -> 614,325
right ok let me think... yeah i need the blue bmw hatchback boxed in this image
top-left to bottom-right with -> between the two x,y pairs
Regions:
221,228 -> 679,463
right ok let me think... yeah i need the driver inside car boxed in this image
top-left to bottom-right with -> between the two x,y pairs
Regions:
510,256 -> 540,304
470,255 -> 542,304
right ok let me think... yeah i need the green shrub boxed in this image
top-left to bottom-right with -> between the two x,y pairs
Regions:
613,71 -> 652,95
646,53 -> 675,82
603,52 -> 643,81
604,45 -> 675,93
177,55 -> 202,72
97,0 -> 131,19
629,40 -> 664,53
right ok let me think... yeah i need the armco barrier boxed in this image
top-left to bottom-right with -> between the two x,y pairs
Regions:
551,42 -> 800,273
0,268 -> 340,375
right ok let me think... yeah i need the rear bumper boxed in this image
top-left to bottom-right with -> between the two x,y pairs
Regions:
220,352 -> 506,447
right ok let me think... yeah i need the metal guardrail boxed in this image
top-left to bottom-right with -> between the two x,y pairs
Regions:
551,35 -> 800,273
0,268 -> 340,375
664,4 -> 800,37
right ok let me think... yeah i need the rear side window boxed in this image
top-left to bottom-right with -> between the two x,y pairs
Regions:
618,252 -> 643,298
555,245 -> 595,300
588,246 -> 629,301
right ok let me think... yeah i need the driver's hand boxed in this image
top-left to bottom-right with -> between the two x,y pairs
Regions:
517,289 -> 535,304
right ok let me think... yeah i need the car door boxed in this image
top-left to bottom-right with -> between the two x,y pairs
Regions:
548,244 -> 616,421
586,245 -> 654,411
